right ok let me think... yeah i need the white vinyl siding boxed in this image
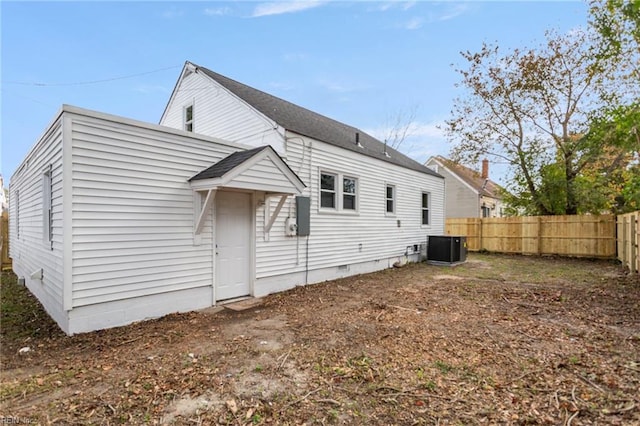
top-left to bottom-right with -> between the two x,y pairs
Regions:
15,189 -> 20,239
255,133 -> 444,279
226,156 -> 296,193
160,71 -> 284,152
67,111 -> 243,308
425,159 -> 480,218
9,117 -> 65,327
43,165 -> 53,248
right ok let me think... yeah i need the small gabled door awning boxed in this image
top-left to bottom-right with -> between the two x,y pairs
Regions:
189,145 -> 306,236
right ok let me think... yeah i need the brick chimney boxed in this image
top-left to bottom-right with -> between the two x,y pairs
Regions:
481,158 -> 489,179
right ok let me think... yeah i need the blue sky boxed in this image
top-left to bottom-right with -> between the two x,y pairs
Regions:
1,1 -> 589,184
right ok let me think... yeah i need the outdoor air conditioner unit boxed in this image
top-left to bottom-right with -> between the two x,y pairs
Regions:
426,236 -> 467,265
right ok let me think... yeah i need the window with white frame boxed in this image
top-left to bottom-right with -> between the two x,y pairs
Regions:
184,104 -> 194,132
320,173 -> 336,208
421,192 -> 430,225
385,184 -> 395,214
343,177 -> 357,210
43,166 -> 53,248
319,171 -> 358,212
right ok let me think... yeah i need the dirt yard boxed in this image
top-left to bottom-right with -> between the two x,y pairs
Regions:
1,253 -> 639,425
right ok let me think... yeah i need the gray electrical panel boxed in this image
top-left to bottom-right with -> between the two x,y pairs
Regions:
296,196 -> 310,236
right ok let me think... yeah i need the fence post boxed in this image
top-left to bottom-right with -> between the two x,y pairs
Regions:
537,216 -> 543,255
632,214 -> 638,274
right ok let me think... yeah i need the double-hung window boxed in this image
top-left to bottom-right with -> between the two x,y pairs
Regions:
343,177 -> 357,210
320,173 -> 337,208
385,184 -> 395,214
421,192 -> 430,225
184,104 -> 194,132
319,171 -> 358,212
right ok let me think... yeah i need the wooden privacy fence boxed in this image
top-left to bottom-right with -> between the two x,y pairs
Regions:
446,215 -> 617,258
617,211 -> 639,273
1,210 -> 11,270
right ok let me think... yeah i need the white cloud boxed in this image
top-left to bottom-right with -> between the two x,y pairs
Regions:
317,78 -> 369,93
372,1 -> 417,12
364,119 -> 449,162
252,1 -> 327,18
282,52 -> 309,62
410,122 -> 446,139
403,16 -> 423,30
204,7 -> 232,16
435,3 -> 470,22
366,120 -> 444,142
269,81 -> 295,91
162,8 -> 184,19
401,1 -> 417,11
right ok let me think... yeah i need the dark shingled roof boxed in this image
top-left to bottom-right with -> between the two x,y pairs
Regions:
189,146 -> 267,181
193,64 -> 442,178
435,156 -> 504,199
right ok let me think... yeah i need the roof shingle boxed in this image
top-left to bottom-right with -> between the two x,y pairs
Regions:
189,146 -> 267,181
193,63 -> 441,178
435,156 -> 503,199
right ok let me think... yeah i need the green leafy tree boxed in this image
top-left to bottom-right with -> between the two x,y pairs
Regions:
590,0 -> 639,83
580,103 -> 640,213
446,30 -> 618,215
586,0 -> 640,213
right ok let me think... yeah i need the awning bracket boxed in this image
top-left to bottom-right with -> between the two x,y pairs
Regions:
264,195 -> 288,239
194,189 -> 216,236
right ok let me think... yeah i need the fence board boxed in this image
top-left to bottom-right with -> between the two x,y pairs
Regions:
1,210 -> 11,270
617,211 -> 639,273
446,215 -> 616,258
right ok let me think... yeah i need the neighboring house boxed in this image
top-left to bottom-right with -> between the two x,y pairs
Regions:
0,174 -> 7,213
425,156 -> 505,218
9,61 -> 444,335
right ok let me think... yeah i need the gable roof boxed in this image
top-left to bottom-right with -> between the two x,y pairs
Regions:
190,63 -> 441,178
189,146 -> 267,181
189,145 -> 305,194
430,156 -> 503,199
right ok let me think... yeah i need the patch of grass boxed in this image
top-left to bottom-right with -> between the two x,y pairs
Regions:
0,369 -> 73,400
434,360 -> 453,374
422,380 -> 437,391
0,271 -> 62,343
254,364 -> 263,373
448,253 -> 617,285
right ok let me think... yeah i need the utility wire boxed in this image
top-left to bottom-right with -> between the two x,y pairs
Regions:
2,65 -> 181,87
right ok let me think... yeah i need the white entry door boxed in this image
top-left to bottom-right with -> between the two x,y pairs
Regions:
215,191 -> 252,301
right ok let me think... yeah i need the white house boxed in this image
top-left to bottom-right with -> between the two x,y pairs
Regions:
9,62 -> 444,335
0,174 -> 7,213
425,156 -> 505,218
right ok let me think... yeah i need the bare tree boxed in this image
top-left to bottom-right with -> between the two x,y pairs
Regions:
382,104 -> 419,151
